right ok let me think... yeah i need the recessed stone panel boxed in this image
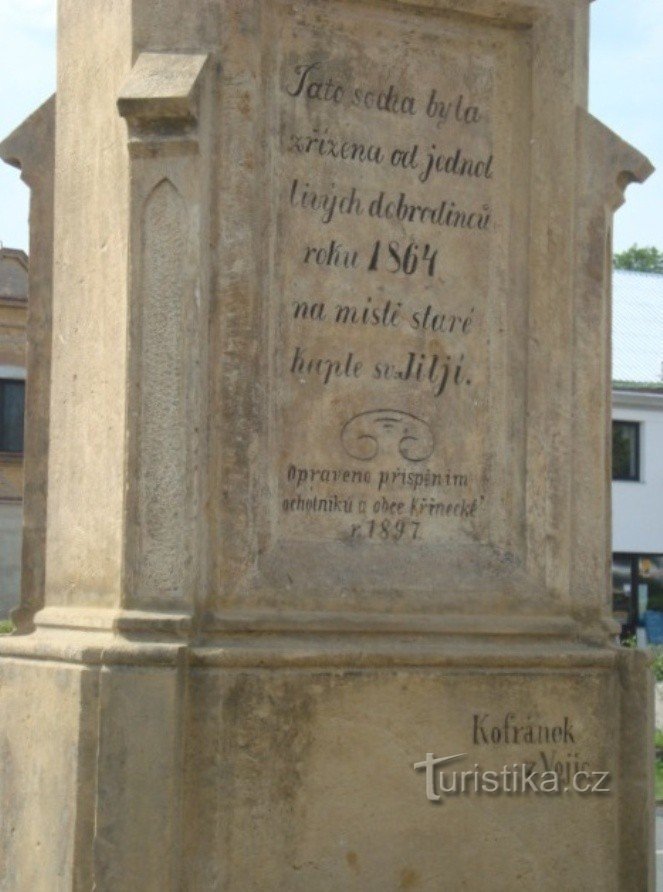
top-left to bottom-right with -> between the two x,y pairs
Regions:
253,2 -> 532,604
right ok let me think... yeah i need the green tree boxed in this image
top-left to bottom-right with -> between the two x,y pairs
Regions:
613,244 -> 663,273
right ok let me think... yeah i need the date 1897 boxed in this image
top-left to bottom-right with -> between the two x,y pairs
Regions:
349,519 -> 423,542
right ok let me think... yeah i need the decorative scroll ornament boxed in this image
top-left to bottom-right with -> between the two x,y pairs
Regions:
341,409 -> 434,462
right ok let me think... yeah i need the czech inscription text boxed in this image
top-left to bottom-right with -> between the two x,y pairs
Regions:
274,9 -> 500,547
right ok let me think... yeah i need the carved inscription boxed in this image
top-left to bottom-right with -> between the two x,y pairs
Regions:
274,9 -> 499,546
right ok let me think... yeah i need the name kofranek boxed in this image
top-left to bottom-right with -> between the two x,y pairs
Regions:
473,713 -> 576,746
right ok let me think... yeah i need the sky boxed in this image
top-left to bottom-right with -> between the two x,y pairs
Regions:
0,0 -> 661,254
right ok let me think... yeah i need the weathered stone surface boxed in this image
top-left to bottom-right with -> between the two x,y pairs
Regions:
182,660 -> 628,890
0,659 -> 95,892
0,0 -> 655,888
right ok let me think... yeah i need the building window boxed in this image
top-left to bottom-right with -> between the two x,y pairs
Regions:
0,379 -> 25,454
612,420 -> 639,481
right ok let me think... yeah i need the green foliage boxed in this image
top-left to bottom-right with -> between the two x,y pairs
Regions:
656,759 -> 663,802
613,244 -> 663,273
655,723 -> 663,802
0,620 -> 14,635
652,648 -> 663,682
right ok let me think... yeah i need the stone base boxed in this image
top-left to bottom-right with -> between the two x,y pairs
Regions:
0,633 -> 653,890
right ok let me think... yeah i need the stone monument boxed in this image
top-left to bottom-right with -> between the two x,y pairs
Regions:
0,0 -> 655,889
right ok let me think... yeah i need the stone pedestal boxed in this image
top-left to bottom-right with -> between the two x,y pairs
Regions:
0,0 -> 655,889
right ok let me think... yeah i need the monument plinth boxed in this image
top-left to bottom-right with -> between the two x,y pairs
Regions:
0,0 -> 654,889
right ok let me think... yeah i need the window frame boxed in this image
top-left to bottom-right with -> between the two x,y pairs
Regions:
0,377 -> 26,456
612,419 -> 640,482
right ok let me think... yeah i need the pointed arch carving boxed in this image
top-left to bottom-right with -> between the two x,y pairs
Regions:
138,175 -> 190,597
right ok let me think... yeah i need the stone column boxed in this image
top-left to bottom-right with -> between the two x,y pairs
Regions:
0,4 -> 213,887
38,5 -> 212,638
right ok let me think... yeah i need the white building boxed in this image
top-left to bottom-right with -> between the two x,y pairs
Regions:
611,270 -> 663,635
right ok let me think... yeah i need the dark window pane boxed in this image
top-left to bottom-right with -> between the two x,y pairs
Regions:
0,380 -> 25,453
612,421 -> 639,480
